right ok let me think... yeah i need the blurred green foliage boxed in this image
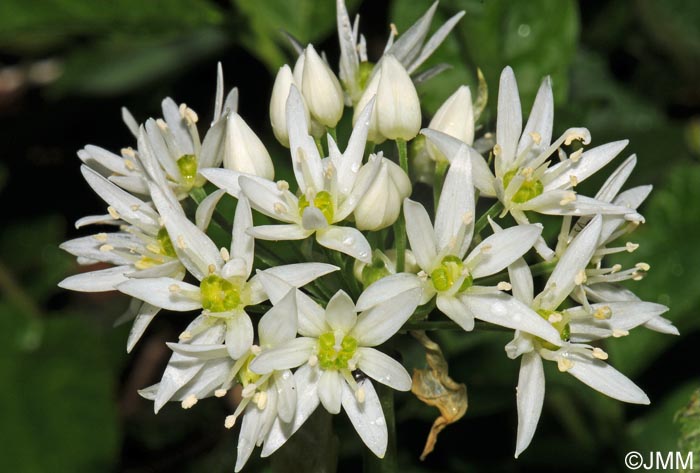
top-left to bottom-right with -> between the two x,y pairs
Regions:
1,0 -> 699,472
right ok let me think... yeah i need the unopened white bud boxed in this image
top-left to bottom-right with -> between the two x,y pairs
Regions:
354,158 -> 412,230
224,112 -> 274,179
270,64 -> 309,147
376,55 -> 421,141
301,45 -> 344,128
427,85 -> 475,162
353,69 -> 382,143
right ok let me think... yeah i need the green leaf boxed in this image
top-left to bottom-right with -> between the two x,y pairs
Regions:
676,387 -> 700,473
0,0 -> 223,53
232,0 -> 360,70
0,305 -> 120,472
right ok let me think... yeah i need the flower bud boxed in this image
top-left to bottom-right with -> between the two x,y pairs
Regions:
376,55 -> 421,141
427,86 -> 474,162
354,157 -> 412,230
269,64 -> 309,147
224,112 -> 274,180
301,45 -> 345,128
353,70 -> 382,143
353,249 -> 419,288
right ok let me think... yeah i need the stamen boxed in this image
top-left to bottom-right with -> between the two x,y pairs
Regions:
557,358 -> 574,372
99,244 -> 114,252
94,233 -> 108,242
612,328 -> 629,338
181,394 -> 198,409
214,389 -> 227,398
255,391 -> 268,409
559,192 -> 577,206
107,206 -> 120,219
356,387 -> 366,403
179,330 -> 192,341
220,247 -> 230,261
493,144 -> 502,156
208,264 -> 216,274
574,269 -> 587,285
497,281 -> 512,291
548,312 -> 563,323
529,132 -> 542,145
156,118 -> 168,131
592,347 -> 608,360
593,306 -> 612,320
177,236 -> 187,249
308,354 -> 318,367
626,242 -> 639,252
569,149 -> 583,162
276,180 -> 289,191
635,262 -> 650,271
569,175 -> 579,187
224,415 -> 236,429
169,284 -> 181,293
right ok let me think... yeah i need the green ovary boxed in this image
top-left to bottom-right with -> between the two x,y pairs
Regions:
431,255 -> 473,293
237,354 -> 261,387
361,258 -> 390,288
536,308 -> 571,350
177,154 -> 198,187
156,227 -> 177,257
200,274 -> 242,313
317,332 -> 358,370
503,169 -> 544,204
298,190 -> 334,223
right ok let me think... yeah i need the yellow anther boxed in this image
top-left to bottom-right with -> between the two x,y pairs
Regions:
592,347 -> 608,360
130,204 -> 140,211
569,175 -> 579,187
176,236 -> 187,249
256,391 -> 268,409
611,264 -> 622,273
242,385 -> 256,399
389,23 -> 398,36
521,167 -> 534,179
295,146 -> 305,164
594,306 -> 612,320
635,262 -> 650,271
569,149 -> 583,162
497,281 -> 512,291
548,312 -> 563,323
356,387 -> 366,403
574,269 -> 587,285
626,242 -> 639,252
181,394 -> 198,409
208,264 -> 216,274
529,131 -> 542,145
324,163 -> 335,179
493,144 -> 502,156
156,118 -> 168,131
107,206 -> 120,219
557,358 -> 574,372
273,203 -> 287,214
224,415 -> 236,429
124,159 -> 136,170
99,244 -> 114,252
462,212 -> 474,225
121,147 -> 136,158
214,389 -> 227,398
276,180 -> 289,191
612,328 -> 629,338
94,233 -> 108,242
559,192 -> 577,206
220,247 -> 230,261
168,284 -> 181,293
308,354 -> 318,367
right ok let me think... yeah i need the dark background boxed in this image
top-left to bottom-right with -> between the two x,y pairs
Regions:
1,0 -> 699,471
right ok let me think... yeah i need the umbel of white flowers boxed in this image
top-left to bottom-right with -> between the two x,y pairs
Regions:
58,0 -> 675,470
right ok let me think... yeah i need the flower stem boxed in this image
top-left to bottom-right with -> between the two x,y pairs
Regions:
433,160 -> 448,213
189,186 -> 208,205
473,201 -> 503,236
364,384 -> 397,473
394,139 -> 408,272
328,126 -> 337,143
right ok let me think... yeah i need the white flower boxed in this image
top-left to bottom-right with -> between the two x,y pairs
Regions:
354,55 -> 421,142
353,156 -> 412,230
116,183 -> 338,372
426,85 -> 475,162
223,112 -> 274,180
503,215 -> 654,458
336,0 -> 465,104
301,44 -> 345,128
239,86 -> 380,263
58,165 -> 184,352
358,146 -> 562,345
353,249 -> 419,288
248,272 -> 422,458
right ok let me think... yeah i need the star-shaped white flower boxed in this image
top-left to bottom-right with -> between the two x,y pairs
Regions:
247,272 -> 422,458
236,86 -> 381,263
503,215 -> 658,458
357,145 -> 562,344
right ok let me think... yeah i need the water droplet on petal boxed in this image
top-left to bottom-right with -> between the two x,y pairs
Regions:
375,417 -> 385,427
351,162 -> 361,173
343,236 -> 355,246
491,302 -> 507,317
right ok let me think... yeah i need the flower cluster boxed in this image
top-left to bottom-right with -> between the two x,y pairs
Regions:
59,0 -> 674,469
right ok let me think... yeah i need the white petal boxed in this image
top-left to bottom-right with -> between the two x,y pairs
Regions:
316,225 -> 372,263
225,312 -> 254,359
385,2 -> 436,65
355,273 -> 423,311
261,364 -> 320,457
273,370 -> 297,423
326,290 -> 358,334
200,118 -> 227,169
496,66 -> 522,174
166,342 -> 229,359
357,347 -> 412,391
436,294 -> 474,331
231,196 -> 254,276
464,293 -> 562,346
200,167 -> 243,197
301,206 -> 329,230
515,352 -> 545,458
318,369 -> 343,414
126,303 -> 161,353
518,76 -> 553,155
466,224 -> 541,279
287,86 -> 323,193
434,147 -> 474,258
248,224 -> 311,241
335,98 -> 374,196
567,359 -> 649,404
407,10 -> 465,73
249,338 -> 317,374
261,263 -> 339,296
235,403 -> 264,472
351,288 -> 421,346
568,301 -> 669,342
341,379 -> 387,458
594,155 -> 637,203
59,265 -> 130,292
149,183 -> 223,280
545,140 -> 628,189
403,198 -> 437,271
195,188 -> 226,231
258,289 -> 298,348
239,174 -> 297,223
508,258 -> 534,307
643,316 -> 679,336
117,277 -> 202,311
540,215 -> 602,310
